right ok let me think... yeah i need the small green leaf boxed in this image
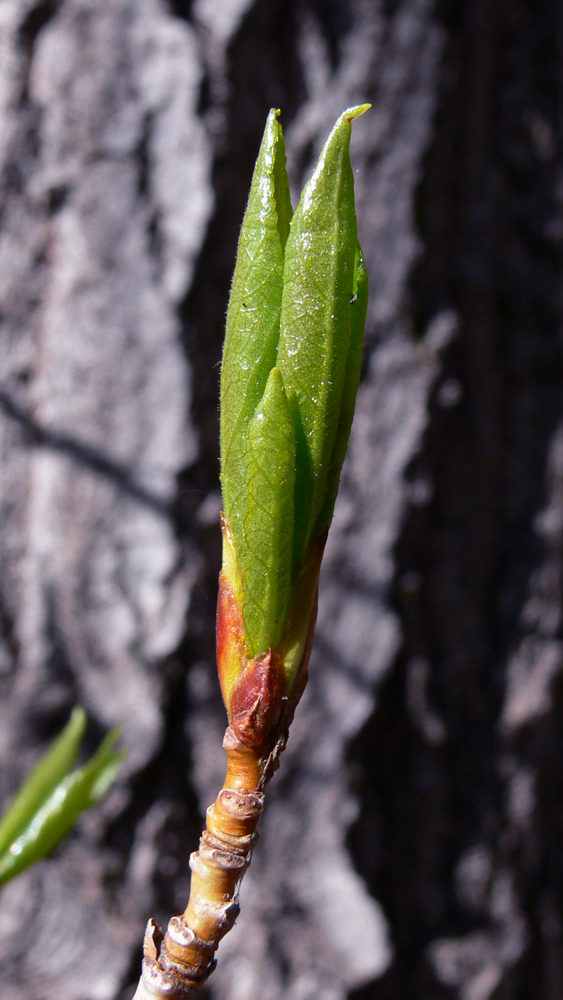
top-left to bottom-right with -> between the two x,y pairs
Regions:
314,241 -> 368,534
276,104 -> 369,568
221,109 -> 293,556
0,720 -> 125,885
243,367 -> 295,656
0,706 -> 86,858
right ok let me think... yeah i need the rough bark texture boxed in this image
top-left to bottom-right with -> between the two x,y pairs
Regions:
0,2 -> 562,1000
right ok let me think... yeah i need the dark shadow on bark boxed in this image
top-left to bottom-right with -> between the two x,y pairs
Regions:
0,386 -> 175,518
348,1 -> 563,997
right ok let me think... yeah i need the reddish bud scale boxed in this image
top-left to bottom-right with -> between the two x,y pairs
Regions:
217,511 -> 289,747
216,568 -> 246,714
217,566 -> 287,747
134,555 -> 323,999
230,650 -> 286,746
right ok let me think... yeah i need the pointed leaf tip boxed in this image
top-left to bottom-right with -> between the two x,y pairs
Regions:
0,712 -> 125,886
220,105 -> 292,556
0,705 -> 87,858
343,103 -> 371,121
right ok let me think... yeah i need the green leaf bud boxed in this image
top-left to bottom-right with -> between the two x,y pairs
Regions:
218,104 -> 370,717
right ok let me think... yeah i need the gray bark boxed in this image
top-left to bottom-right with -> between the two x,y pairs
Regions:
0,3 -> 561,1000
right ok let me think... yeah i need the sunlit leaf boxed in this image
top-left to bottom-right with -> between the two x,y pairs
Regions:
221,108 -> 292,557
0,706 -> 86,858
0,714 -> 124,885
243,366 -> 295,656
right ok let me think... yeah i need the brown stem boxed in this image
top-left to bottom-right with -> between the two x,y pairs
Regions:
132,724 -> 287,1000
132,565 -> 319,999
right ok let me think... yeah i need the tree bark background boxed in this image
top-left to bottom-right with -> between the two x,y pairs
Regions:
0,2 -> 561,999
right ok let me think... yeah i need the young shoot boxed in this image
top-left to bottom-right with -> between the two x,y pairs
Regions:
133,103 -> 370,1000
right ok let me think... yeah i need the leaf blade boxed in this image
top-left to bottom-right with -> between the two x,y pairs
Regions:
0,727 -> 124,885
221,108 -> 292,557
276,105 -> 369,568
0,706 -> 86,858
243,367 -> 295,657
314,241 -> 368,534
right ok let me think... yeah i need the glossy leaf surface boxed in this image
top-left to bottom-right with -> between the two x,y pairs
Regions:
0,713 -> 124,885
276,104 -> 370,568
0,706 -> 86,859
219,103 -> 370,696
314,241 -> 369,534
243,366 -> 295,656
221,108 -> 292,554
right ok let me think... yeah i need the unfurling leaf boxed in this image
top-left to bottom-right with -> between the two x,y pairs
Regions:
244,366 -> 295,657
315,242 -> 369,534
221,108 -> 292,555
277,104 -> 369,567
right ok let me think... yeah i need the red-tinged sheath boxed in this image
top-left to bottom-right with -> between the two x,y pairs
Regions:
217,514 -> 326,748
